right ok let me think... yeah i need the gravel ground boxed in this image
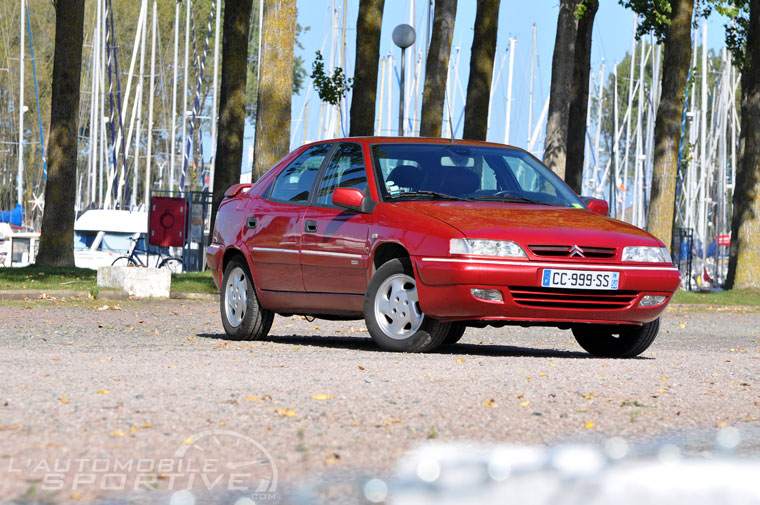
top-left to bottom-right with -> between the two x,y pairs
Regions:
1,299 -> 759,503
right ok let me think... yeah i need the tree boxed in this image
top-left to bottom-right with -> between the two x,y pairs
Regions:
210,0 -> 253,235
727,0 -> 760,288
311,51 -> 353,132
252,0 -> 297,178
349,0 -> 385,136
544,0 -> 580,179
565,0 -> 599,194
35,0 -> 85,267
462,0 -> 500,141
621,0 -> 694,250
420,0 -> 457,138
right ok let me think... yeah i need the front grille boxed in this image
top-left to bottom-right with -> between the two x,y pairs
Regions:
528,245 -> 616,259
509,286 -> 637,310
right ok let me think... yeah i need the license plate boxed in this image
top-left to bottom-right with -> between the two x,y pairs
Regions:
541,269 -> 619,290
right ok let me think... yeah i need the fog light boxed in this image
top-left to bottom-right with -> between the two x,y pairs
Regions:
471,288 -> 503,302
639,295 -> 666,307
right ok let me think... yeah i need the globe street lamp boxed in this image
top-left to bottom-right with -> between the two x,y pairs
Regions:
392,24 -> 415,137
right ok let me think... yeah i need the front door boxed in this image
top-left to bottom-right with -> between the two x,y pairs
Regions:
301,142 -> 372,294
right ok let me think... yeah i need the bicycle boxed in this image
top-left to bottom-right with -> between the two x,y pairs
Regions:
111,233 -> 184,273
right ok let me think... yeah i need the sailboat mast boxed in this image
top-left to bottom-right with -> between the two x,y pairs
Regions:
527,23 -> 536,145
146,0 -> 157,206
170,1 -> 180,192
18,0 -> 25,209
503,37 -> 516,145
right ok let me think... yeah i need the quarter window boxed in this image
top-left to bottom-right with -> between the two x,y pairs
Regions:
269,144 -> 331,203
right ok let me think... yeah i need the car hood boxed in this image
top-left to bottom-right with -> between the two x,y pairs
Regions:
400,201 -> 661,247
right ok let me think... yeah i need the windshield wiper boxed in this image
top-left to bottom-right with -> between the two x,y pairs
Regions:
470,194 -> 552,205
388,190 -> 472,201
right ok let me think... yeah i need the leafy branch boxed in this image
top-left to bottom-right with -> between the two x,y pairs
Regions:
311,51 -> 353,107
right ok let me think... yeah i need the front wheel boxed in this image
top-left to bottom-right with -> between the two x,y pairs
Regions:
572,318 -> 660,358
364,258 -> 450,352
220,258 -> 274,341
112,256 -> 138,267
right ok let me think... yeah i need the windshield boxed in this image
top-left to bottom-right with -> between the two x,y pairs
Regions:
371,143 -> 584,207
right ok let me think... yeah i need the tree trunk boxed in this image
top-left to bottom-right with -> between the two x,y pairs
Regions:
349,0 -> 385,136
210,0 -> 253,236
253,0 -> 296,178
462,0 -> 500,141
646,0 -> 693,251
35,0 -> 85,268
420,0 -> 457,138
565,0 -> 598,194
544,0 -> 579,179
727,0 -> 760,288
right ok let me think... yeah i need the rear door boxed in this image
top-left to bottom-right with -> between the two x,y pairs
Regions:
245,143 -> 332,292
301,142 -> 372,294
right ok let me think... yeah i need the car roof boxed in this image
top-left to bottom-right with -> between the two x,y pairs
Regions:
303,136 -> 525,151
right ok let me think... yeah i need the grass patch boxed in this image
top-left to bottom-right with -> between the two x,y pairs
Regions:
0,265 -> 216,295
672,289 -> 760,306
0,265 -> 97,291
171,270 -> 217,294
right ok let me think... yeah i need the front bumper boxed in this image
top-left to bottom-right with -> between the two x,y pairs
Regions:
413,256 -> 680,325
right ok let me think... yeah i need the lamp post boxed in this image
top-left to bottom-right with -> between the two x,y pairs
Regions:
392,24 -> 415,136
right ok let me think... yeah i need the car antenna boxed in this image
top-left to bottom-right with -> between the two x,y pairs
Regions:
445,89 -> 455,144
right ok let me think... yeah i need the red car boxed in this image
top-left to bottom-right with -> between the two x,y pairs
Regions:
206,137 -> 679,358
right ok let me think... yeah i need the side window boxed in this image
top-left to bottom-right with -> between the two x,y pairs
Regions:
269,144 -> 331,203
506,158 -> 557,196
315,143 -> 367,206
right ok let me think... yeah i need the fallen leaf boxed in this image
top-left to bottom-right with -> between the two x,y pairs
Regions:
584,421 -> 595,429
717,419 -> 729,428
71,492 -> 82,500
456,358 -> 466,363
274,408 -> 296,417
110,430 -> 126,437
325,453 -> 340,464
519,401 -> 530,407
96,390 -> 110,394
244,396 -> 260,402
141,423 -> 152,428
130,426 -> 138,433
358,366 -> 365,370
183,436 -> 194,444
311,394 -> 334,400
539,373 -> 547,377
187,337 -> 194,341
525,377 -> 532,381
384,418 -> 403,424
679,322 -> 687,328
60,397 -> 69,404
483,399 -> 498,408
582,393 -> 595,399
52,357 -> 61,361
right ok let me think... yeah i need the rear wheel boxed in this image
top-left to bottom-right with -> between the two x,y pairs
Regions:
364,258 -> 450,352
572,318 -> 660,358
158,257 -> 184,273
111,256 -> 138,267
220,258 -> 273,341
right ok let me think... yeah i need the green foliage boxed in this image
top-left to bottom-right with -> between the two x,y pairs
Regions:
618,0 -> 674,43
574,0 -> 595,19
310,50 -> 353,107
704,0 -> 750,71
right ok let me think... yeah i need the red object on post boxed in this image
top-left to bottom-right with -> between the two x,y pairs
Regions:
150,197 -> 186,247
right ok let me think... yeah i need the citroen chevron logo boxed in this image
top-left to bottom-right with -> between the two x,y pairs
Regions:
569,245 -> 585,257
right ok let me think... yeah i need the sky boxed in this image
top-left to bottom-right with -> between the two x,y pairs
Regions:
242,0 -> 731,174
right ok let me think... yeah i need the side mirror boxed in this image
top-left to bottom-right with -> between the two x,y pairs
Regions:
581,197 -> 609,216
332,188 -> 376,214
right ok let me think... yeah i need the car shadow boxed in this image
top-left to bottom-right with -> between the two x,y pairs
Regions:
194,332 -> 643,359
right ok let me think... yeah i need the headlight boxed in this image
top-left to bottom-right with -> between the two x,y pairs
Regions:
450,238 -> 527,258
622,246 -> 672,263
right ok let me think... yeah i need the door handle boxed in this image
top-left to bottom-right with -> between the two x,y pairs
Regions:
304,220 -> 317,233
245,216 -> 257,229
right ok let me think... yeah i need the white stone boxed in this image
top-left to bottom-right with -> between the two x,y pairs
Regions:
97,266 -> 171,298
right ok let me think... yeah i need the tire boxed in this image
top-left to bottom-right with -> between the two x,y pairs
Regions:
364,258 -> 450,352
572,317 -> 660,358
442,323 -> 467,346
112,256 -> 138,267
220,257 -> 274,341
158,257 -> 184,273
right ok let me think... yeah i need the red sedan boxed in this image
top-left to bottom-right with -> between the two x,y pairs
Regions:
206,137 -> 679,357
